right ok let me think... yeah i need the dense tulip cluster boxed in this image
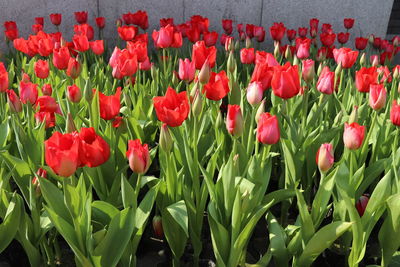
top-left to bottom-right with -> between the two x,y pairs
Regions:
0,10 -> 399,267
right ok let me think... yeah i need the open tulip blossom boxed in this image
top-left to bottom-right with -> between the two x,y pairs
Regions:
0,10 -> 399,267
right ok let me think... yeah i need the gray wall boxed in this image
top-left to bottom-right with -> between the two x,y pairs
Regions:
0,0 -> 395,52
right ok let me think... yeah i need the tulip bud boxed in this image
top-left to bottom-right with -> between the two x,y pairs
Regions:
356,194 -> 369,216
172,71 -> 179,86
126,139 -> 151,174
123,92 -> 132,109
116,18 -> 122,27
335,62 -> 342,79
216,111 -> 223,128
257,112 -> 280,144
152,215 -> 164,238
348,105 -> 358,123
67,84 -> 82,103
293,55 -> 299,66
235,40 -> 240,51
371,55 -> 379,67
84,78 -> 93,102
368,34 -> 374,44
285,46 -> 292,60
317,63 -> 324,76
198,59 -> 211,84
369,83 -> 386,111
343,122 -> 365,150
227,51 -> 236,73
274,42 -> 280,59
359,53 -> 366,66
255,99 -> 265,123
316,143 -> 334,172
226,105 -> 243,137
66,57 -> 81,79
32,168 -> 47,197
7,89 -> 22,113
190,81 -> 201,101
192,89 -> 203,117
245,37 -> 252,48
394,68 -> 399,80
246,81 -> 263,105
302,59 -> 315,83
66,113 -> 77,133
151,65 -> 158,81
159,123 -> 173,152
398,83 -> 400,94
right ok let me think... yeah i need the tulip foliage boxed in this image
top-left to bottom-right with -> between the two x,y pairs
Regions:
0,10 -> 400,267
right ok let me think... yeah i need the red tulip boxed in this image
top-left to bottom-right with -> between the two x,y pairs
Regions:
53,46 -> 71,70
240,48 -> 255,64
355,67 -> 378,93
4,21 -> 17,31
5,29 -> 18,41
337,32 -> 350,44
37,37 -> 54,57
373,37 -> 382,49
178,58 -> 195,82
78,127 -> 110,167
270,22 -> 286,42
222,19 -> 233,35
32,24 -> 43,34
74,24 -> 94,40
49,13 -> 62,26
246,81 -> 263,105
287,29 -> 296,42
390,100 -> 400,126
296,38 -> 311,59
355,37 -> 368,50
0,63 -> 9,92
74,11 -> 88,24
35,96 -> 60,113
257,112 -> 280,144
224,36 -> 234,52
343,122 -> 365,150
271,62 -> 300,99
152,216 -> 164,238
139,57 -> 152,71
110,48 -> 138,79
153,87 -> 189,127
126,139 -> 151,174
302,59 -> 315,83
202,71 -> 230,101
309,18 -> 319,30
152,24 -> 174,48
317,66 -> 335,95
255,51 -> 279,66
190,15 -> 209,34
13,38 -> 28,54
254,26 -> 265,42
320,33 -> 336,47
246,24 -> 255,38
333,47 -> 358,69
186,26 -> 201,43
73,34 -> 89,52
118,26 -> 138,41
19,81 -> 38,105
45,132 -> 80,177
67,84 -> 82,103
42,84 -> 52,96
251,62 -> 274,91
66,57 -> 81,79
160,18 -> 174,27
90,40 -> 104,55
95,87 -> 121,120
203,31 -> 218,47
6,90 -> 22,113
344,18 -> 355,29
321,23 -> 332,34
226,105 -> 244,136
298,27 -> 307,38
95,17 -> 105,29
356,195 -> 369,216
35,111 -> 56,129
377,66 -> 392,83
192,40 -> 217,69
316,143 -> 334,172
369,83 -> 386,111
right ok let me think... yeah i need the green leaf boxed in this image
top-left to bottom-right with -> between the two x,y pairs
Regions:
297,221 -> 352,267
0,193 -> 23,253
166,200 -> 188,237
266,212 -> 288,267
121,176 -> 135,209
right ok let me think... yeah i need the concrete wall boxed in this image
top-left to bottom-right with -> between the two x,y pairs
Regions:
0,0 -> 394,52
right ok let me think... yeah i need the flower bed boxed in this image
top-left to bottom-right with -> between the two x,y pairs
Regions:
0,10 -> 400,267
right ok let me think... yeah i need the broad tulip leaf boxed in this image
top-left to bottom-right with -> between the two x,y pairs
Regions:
0,193 -> 23,253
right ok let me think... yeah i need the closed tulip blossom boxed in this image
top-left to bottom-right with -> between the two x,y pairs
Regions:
7,89 -> 22,113
203,31 -> 218,46
369,83 -> 386,110
53,47 -> 71,70
390,100 -> 400,126
19,81 -> 38,105
221,19 -> 233,35
344,18 -> 355,29
246,81 -> 263,105
66,57 -> 81,79
126,139 -> 151,174
90,40 -> 104,55
271,62 -> 300,99
317,66 -> 335,94
118,25 -> 138,41
34,60 -> 49,79
355,37 -> 368,50
49,13 -> 62,26
316,143 -> 334,172
178,58 -> 195,82
192,40 -> 217,69
269,22 -> 286,42
153,87 -> 189,127
302,59 -> 315,83
226,105 -> 244,136
320,33 -> 336,47
74,11 -> 88,24
67,84 -> 82,103
42,84 -> 52,96
333,47 -> 359,69
296,38 -> 311,59
0,63 -> 8,92
257,112 -> 280,144
95,17 -> 106,29
240,48 -> 255,64
356,195 -> 369,216
343,122 -> 366,150
337,32 -> 350,44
